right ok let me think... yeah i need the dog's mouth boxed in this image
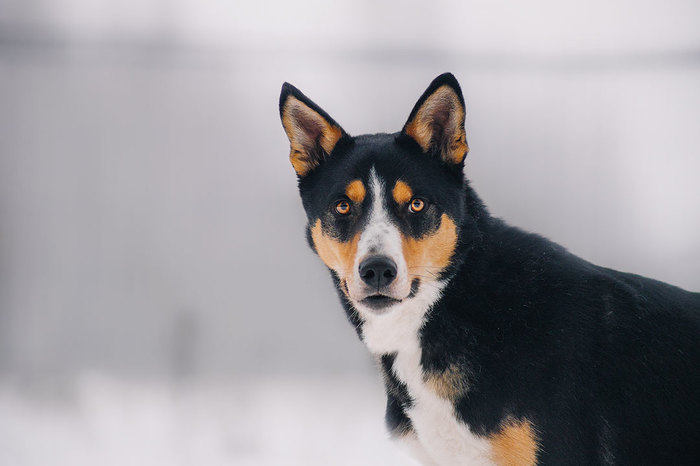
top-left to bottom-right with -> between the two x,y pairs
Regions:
360,294 -> 401,312
357,279 -> 421,313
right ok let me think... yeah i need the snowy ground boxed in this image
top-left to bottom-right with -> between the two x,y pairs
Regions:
0,375 -> 413,466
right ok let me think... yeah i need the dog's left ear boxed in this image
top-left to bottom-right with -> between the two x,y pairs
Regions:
400,73 -> 469,165
279,82 -> 348,177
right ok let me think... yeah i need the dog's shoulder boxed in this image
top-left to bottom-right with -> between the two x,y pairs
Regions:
421,219 -> 700,464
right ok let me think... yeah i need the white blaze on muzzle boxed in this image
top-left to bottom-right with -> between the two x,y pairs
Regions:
348,168 -> 411,303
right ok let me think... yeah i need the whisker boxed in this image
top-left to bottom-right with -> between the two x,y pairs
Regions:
409,270 -> 441,280
407,276 -> 444,290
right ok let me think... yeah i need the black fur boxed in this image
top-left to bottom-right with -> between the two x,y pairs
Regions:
280,73 -> 700,465
424,212 -> 700,464
381,353 -> 414,436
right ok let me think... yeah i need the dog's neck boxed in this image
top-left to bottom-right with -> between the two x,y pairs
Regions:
359,278 -> 447,355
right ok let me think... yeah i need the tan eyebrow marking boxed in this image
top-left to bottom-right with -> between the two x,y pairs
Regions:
392,180 -> 413,204
345,179 -> 366,203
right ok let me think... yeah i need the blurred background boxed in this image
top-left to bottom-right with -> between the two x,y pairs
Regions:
1,1 -> 699,464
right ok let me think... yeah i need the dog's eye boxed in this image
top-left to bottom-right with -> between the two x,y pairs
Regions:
409,198 -> 425,213
336,200 -> 351,215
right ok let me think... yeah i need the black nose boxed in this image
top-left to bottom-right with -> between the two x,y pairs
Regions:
359,256 -> 397,289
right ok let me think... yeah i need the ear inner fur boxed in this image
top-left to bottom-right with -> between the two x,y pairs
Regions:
488,419 -> 539,466
281,96 -> 343,176
403,85 -> 469,165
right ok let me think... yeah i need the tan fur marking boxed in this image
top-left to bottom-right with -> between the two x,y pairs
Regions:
404,85 -> 469,164
489,419 -> 539,466
402,213 -> 458,279
345,180 -> 366,203
310,219 -> 359,278
340,278 -> 350,297
281,96 -> 343,176
424,364 -> 468,401
392,180 -> 413,204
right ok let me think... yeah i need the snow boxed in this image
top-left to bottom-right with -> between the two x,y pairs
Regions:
0,375 -> 413,466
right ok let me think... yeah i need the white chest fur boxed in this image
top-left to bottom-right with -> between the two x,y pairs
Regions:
361,288 -> 494,466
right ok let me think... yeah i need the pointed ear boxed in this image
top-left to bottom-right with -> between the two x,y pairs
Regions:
401,73 -> 469,165
279,83 -> 348,177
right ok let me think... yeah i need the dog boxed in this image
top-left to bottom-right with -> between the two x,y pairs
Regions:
278,73 -> 700,465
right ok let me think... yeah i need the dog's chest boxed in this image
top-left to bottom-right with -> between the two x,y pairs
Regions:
362,299 -> 494,465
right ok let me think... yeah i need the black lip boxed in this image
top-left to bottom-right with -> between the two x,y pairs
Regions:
360,295 -> 401,311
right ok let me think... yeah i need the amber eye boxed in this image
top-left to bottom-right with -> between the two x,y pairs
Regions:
409,198 -> 425,213
336,200 -> 351,215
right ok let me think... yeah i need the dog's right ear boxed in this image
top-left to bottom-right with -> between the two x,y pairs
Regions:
280,83 -> 348,177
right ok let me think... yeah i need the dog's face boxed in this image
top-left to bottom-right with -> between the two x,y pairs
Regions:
280,73 -> 469,315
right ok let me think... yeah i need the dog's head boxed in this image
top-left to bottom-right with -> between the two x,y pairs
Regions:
280,73 -> 470,315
